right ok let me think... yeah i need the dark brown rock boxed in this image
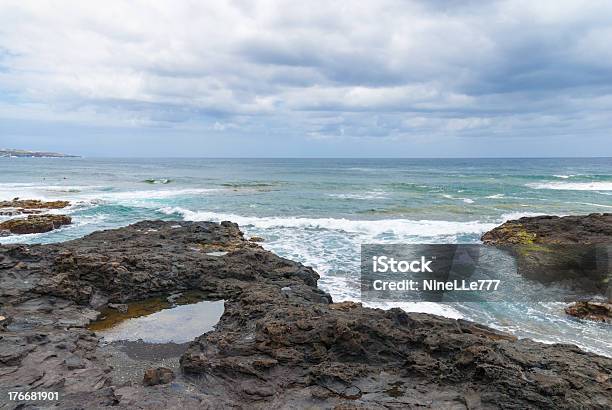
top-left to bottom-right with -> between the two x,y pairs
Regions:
481,214 -> 612,296
0,220 -> 610,409
481,213 -> 612,245
0,199 -> 70,210
0,214 -> 72,234
143,367 -> 174,386
108,303 -> 128,313
565,301 -> 611,323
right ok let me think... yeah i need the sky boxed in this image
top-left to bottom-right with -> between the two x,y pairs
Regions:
0,0 -> 611,157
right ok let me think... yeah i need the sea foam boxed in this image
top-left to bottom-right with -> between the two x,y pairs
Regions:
527,181 -> 612,191
159,207 -> 497,237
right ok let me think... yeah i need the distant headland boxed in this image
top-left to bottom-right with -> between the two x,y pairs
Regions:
0,148 -> 79,158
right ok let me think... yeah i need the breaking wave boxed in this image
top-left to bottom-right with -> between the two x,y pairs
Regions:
527,181 -> 612,191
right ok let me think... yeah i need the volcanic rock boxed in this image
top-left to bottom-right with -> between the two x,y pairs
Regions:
481,214 -> 612,296
0,214 -> 72,235
0,220 -> 610,409
143,367 -> 174,386
0,198 -> 70,211
565,301 -> 611,323
481,213 -> 612,245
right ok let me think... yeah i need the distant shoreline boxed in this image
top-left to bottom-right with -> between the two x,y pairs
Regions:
0,149 -> 79,158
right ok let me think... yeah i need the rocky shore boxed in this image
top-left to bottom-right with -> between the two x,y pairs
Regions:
481,213 -> 612,245
481,213 -> 612,322
1,219 -> 610,408
0,199 -> 72,236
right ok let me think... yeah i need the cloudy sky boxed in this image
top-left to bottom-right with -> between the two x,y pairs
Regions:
1,0 -> 611,157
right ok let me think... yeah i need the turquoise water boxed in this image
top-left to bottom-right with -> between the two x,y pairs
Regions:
1,157 -> 611,355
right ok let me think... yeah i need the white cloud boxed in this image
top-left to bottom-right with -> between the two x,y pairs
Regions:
1,0 -> 612,143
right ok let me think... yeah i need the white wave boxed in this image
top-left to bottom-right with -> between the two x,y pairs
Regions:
81,188 -> 221,202
485,194 -> 504,199
346,167 -> 383,172
498,211 -> 550,222
0,183 -> 102,201
0,231 -> 46,244
43,185 -> 103,192
362,300 -> 463,319
552,174 -> 575,179
327,191 -> 388,200
442,194 -> 474,204
159,207 -> 497,237
526,181 -> 612,191
0,182 -> 38,187
576,202 -> 612,209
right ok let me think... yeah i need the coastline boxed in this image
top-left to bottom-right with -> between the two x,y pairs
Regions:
1,157 -> 612,358
1,219 -> 610,408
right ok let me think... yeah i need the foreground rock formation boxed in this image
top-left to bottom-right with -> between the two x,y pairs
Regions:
481,213 -> 612,245
0,199 -> 72,235
0,221 -> 610,409
482,213 -> 611,326
482,213 -> 611,301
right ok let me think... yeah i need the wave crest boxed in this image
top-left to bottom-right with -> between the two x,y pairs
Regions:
526,181 -> 612,191
159,207 -> 497,237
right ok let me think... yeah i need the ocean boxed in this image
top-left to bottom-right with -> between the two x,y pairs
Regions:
1,157 -> 611,356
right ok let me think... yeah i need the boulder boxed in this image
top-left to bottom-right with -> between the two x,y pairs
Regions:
481,214 -> 612,296
143,367 -> 175,386
481,213 -> 612,245
0,198 -> 70,210
0,214 -> 72,234
565,301 -> 611,323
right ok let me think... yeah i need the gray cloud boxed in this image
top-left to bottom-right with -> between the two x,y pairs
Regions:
0,0 -> 611,154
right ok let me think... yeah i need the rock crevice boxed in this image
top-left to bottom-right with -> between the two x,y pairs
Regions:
0,220 -> 610,408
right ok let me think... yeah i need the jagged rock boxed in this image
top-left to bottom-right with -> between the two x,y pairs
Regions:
0,221 -> 610,409
108,303 -> 128,313
143,367 -> 174,386
482,214 -> 612,296
0,214 -> 72,234
249,236 -> 265,242
565,301 -> 611,323
482,213 -> 612,245
64,354 -> 86,370
0,314 -> 10,329
0,199 -> 70,210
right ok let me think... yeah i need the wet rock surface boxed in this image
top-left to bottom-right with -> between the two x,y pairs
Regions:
481,213 -> 612,297
0,214 -> 72,235
565,301 -> 612,323
0,220 -> 610,409
481,213 -> 612,245
0,199 -> 71,211
0,199 -> 72,236
143,367 -> 174,386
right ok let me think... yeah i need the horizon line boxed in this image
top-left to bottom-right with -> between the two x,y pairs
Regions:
6,156 -> 612,160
